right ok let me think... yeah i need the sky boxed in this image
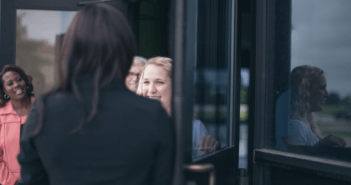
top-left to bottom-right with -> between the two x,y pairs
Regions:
291,0 -> 351,97
17,9 -> 76,45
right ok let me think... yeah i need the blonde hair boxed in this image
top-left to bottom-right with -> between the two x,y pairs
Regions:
144,57 -> 172,77
290,65 -> 324,138
136,57 -> 172,95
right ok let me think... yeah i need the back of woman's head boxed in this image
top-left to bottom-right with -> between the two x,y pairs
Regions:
33,3 -> 137,136
60,3 -> 137,87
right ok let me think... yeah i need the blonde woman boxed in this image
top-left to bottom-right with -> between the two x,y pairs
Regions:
138,57 -> 220,157
288,65 -> 346,147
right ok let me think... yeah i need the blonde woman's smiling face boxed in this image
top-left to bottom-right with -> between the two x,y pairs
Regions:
309,75 -> 329,112
142,64 -> 172,115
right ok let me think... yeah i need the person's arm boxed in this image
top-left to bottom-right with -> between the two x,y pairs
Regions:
0,160 -> 19,185
152,106 -> 174,185
17,99 -> 49,185
0,111 -> 20,185
197,121 -> 220,154
314,134 -> 347,147
199,135 -> 220,154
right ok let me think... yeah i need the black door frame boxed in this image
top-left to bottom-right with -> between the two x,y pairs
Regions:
0,0 -> 139,70
250,0 -> 351,184
171,0 -> 241,184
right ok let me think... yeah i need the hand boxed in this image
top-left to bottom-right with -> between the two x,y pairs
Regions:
199,135 -> 220,154
314,134 -> 347,147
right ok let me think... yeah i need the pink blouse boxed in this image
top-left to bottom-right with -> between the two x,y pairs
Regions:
0,101 -> 27,185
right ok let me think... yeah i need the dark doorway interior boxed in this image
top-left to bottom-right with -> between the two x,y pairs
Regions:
138,1 -> 170,58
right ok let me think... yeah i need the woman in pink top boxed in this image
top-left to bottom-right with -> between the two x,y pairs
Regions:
0,65 -> 33,185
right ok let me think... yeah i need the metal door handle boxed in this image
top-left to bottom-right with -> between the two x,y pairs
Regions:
183,164 -> 216,185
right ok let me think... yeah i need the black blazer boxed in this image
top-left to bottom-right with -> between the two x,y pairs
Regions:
17,76 -> 174,185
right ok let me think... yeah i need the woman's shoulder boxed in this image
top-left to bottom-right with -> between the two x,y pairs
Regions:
192,119 -> 209,135
133,97 -> 167,119
118,91 -> 165,112
0,101 -> 15,115
41,92 -> 76,108
193,119 -> 203,127
289,119 -> 308,127
45,90 -> 164,115
288,119 -> 314,135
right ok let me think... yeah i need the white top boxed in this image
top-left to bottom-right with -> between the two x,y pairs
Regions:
192,119 -> 209,158
288,119 -> 319,146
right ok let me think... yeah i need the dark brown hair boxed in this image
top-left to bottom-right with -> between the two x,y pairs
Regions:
33,3 -> 137,135
0,64 -> 34,107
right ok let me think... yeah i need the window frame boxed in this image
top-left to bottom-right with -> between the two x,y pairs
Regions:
14,0 -> 129,11
0,0 -> 17,67
251,0 -> 351,184
0,0 -> 134,67
171,0 -> 241,184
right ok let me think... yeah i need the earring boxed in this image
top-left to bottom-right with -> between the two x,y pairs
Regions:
4,94 -> 9,99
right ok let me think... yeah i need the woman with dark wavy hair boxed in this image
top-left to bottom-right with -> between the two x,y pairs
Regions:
17,3 -> 173,185
0,64 -> 34,185
288,65 -> 346,147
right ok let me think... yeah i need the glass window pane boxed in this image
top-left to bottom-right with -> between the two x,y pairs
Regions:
275,0 -> 351,162
239,68 -> 249,169
192,0 -> 232,160
16,10 -> 76,95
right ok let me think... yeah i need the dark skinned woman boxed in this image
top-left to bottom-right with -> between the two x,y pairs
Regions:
0,64 -> 33,185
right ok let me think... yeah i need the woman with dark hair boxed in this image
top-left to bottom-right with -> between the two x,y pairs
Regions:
288,65 -> 346,147
18,4 -> 173,185
0,64 -> 34,185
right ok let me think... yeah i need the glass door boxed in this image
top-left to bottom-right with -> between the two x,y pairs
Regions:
15,9 -> 76,95
251,0 -> 351,184
0,0 -> 133,92
172,0 -> 241,184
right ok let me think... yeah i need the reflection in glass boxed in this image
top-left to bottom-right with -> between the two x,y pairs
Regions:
16,10 -> 76,95
276,0 -> 351,161
287,66 -> 346,147
193,68 -> 228,158
239,69 -> 249,169
191,0 -> 232,159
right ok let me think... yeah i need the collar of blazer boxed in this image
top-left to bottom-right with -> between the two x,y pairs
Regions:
68,74 -> 126,91
0,97 -> 34,115
0,100 -> 17,115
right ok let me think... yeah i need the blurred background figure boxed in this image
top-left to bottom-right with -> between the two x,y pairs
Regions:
138,56 -> 220,158
18,4 -> 174,185
125,56 -> 147,92
287,65 -> 346,147
0,64 -> 34,185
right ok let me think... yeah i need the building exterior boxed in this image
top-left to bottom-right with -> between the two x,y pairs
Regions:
0,0 -> 351,184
